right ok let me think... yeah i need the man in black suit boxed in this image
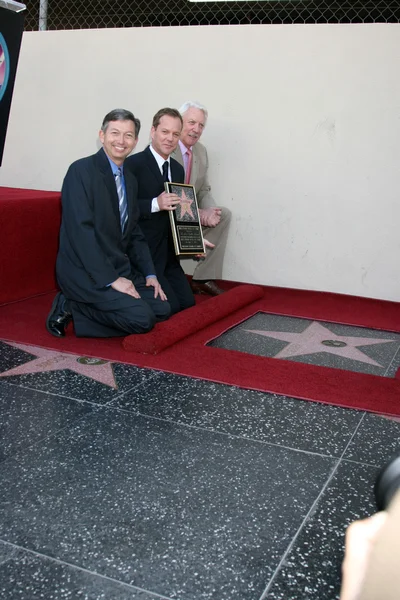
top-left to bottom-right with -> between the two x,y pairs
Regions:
125,108 -> 196,315
46,108 -> 171,338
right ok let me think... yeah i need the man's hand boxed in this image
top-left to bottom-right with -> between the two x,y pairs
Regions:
111,277 -> 141,298
157,192 -> 181,211
146,276 -> 168,301
195,238 -> 215,259
199,207 -> 222,228
340,511 -> 388,600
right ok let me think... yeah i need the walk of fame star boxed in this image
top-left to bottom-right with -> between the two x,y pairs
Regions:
244,321 -> 397,367
179,189 -> 194,219
0,342 -> 118,388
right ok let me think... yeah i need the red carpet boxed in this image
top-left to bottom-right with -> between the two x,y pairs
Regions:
1,285 -> 399,416
123,285 -> 264,354
0,187 -> 61,305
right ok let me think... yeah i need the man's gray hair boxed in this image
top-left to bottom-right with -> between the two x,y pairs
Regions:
178,101 -> 208,124
101,109 -> 141,138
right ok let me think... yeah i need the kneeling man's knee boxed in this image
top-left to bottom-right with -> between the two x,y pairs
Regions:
140,313 -> 156,333
124,305 -> 156,334
155,300 -> 172,322
221,206 -> 232,225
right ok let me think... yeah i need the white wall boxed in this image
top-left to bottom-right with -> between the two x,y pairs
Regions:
1,24 -> 399,302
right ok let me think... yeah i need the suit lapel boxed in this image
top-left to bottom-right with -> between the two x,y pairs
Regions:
124,168 -> 135,233
190,144 -> 199,185
173,143 -> 198,185
170,159 -> 183,184
144,146 -> 164,185
96,149 -> 121,226
172,145 -> 184,169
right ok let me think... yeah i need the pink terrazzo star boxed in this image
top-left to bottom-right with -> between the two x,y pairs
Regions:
245,321 -> 397,367
382,415 -> 400,423
0,342 -> 117,388
179,189 -> 194,219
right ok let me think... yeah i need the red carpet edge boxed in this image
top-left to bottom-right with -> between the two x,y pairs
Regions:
123,284 -> 264,354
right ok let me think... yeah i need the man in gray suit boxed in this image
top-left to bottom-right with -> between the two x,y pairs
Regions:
172,101 -> 231,296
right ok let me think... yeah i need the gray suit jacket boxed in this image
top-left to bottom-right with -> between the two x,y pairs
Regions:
172,142 -> 216,209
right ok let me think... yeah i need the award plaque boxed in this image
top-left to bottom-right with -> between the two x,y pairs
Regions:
165,182 -> 206,257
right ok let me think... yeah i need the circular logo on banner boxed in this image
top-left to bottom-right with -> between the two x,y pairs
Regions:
0,34 -> 10,103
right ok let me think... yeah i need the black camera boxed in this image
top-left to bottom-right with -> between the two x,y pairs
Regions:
375,454 -> 400,511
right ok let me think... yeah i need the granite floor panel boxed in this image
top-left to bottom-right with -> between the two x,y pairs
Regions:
0,408 -> 337,600
0,342 -> 37,373
0,334 -> 395,600
110,373 -> 364,457
385,345 -> 400,378
0,380 -> 93,463
0,542 -> 168,600
261,460 -> 379,600
208,313 -> 400,377
343,412 -> 400,467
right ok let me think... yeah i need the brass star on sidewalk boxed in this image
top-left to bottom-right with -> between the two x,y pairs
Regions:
0,342 -> 117,388
245,322 -> 397,367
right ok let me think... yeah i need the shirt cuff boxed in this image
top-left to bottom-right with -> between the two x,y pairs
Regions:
151,198 -> 160,213
146,274 -> 156,279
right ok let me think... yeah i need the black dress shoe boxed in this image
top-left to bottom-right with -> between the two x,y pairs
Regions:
46,292 -> 72,337
191,280 -> 224,296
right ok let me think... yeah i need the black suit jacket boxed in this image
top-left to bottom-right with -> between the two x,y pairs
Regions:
56,148 -> 155,304
125,146 -> 184,274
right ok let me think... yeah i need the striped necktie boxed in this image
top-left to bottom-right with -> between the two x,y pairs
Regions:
115,167 -> 128,231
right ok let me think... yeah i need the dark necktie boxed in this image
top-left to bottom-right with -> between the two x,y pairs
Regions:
162,161 -> 170,183
115,168 -> 128,231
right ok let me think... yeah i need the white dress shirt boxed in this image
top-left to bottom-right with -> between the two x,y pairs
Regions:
149,145 -> 171,213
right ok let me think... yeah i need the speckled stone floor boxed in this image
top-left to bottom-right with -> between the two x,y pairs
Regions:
208,313 -> 400,377
0,338 -> 399,600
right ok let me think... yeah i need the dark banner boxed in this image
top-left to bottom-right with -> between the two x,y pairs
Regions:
0,7 -> 24,166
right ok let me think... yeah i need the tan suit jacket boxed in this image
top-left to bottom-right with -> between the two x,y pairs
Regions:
172,141 -> 231,281
172,142 -> 215,209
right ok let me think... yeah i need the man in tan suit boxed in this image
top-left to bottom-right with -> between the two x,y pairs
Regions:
172,101 -> 231,296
